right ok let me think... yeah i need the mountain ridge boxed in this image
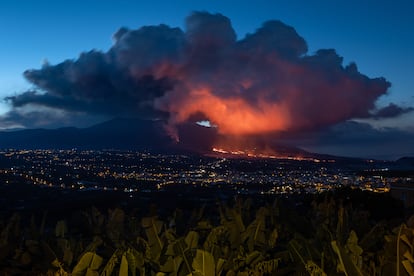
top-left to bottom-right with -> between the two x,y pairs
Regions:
0,118 -> 400,162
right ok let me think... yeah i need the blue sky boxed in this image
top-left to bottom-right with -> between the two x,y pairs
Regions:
0,0 -> 413,158
1,1 -> 413,109
1,1 -> 413,100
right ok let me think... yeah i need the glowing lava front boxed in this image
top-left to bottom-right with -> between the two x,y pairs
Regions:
211,147 -> 331,163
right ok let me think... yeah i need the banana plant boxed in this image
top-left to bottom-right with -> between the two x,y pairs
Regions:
330,230 -> 364,276
242,207 -> 268,252
192,249 -> 216,276
72,251 -> 103,276
142,216 -> 164,261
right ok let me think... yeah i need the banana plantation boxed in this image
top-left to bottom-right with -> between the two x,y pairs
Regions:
0,188 -> 412,275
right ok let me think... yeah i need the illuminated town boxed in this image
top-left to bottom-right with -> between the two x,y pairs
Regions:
0,149 -> 402,198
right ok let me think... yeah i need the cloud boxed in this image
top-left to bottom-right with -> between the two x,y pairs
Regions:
9,50 -> 174,118
371,103 -> 414,119
1,11 -> 410,153
0,106 -> 107,129
288,121 -> 414,159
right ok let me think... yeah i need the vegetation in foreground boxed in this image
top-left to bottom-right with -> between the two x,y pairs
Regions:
0,188 -> 412,275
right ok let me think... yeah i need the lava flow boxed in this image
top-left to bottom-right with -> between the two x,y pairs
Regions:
210,147 -> 325,162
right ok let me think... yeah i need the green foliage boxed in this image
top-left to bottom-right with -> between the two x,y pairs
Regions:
56,220 -> 68,238
142,216 -> 164,261
72,252 -> 103,276
185,230 -> 199,250
331,240 -> 363,276
118,253 -> 128,276
100,249 -> 120,276
305,260 -> 326,276
395,223 -> 414,276
107,208 -> 125,245
192,249 -> 215,276
0,194 -> 411,275
242,207 -> 268,252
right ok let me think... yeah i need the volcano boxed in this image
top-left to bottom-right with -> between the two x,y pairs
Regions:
0,118 -> 342,160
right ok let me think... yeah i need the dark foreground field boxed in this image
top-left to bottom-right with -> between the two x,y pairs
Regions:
0,181 -> 412,275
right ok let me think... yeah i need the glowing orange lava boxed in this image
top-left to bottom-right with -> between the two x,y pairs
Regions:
211,147 -> 330,162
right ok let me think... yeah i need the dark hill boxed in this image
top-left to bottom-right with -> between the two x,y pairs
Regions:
0,118 -> 364,161
0,118 -> 172,150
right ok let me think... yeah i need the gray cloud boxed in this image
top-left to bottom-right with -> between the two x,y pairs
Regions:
0,11 -> 408,142
371,103 -> 414,119
283,121 -> 414,159
0,107 -> 107,130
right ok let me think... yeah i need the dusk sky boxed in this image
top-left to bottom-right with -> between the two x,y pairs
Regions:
0,0 -> 413,159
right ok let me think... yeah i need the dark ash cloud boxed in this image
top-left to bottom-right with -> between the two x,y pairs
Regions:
9,50 -> 174,118
1,11 -> 411,156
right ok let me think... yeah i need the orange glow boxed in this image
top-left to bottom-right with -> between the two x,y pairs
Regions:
211,147 -> 328,162
162,87 -> 291,135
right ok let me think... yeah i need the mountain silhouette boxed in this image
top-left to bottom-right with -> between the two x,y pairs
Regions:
0,118 -> 172,150
0,118 -> 361,161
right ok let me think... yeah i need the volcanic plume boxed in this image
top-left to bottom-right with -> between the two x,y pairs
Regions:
3,11 -> 408,154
